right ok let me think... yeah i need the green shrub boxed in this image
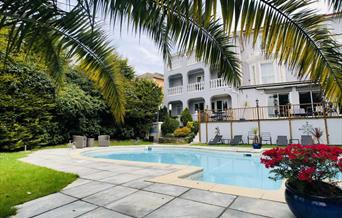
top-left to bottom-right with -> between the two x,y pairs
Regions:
174,127 -> 191,137
186,121 -> 199,134
180,108 -> 193,126
161,116 -> 179,136
185,132 -> 196,143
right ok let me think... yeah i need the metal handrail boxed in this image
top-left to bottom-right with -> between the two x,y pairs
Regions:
199,103 -> 341,122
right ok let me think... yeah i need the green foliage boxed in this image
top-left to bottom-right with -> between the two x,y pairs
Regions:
0,68 -> 64,151
119,79 -> 163,138
174,127 -> 191,137
161,116 -> 180,136
180,108 -> 193,126
157,106 -> 168,122
185,132 -> 196,143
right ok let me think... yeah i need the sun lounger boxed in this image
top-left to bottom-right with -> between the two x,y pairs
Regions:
208,135 -> 223,145
229,135 -> 243,146
301,135 -> 314,146
276,136 -> 288,146
261,132 -> 272,144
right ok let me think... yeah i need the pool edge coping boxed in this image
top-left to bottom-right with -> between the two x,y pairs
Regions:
71,145 -> 286,203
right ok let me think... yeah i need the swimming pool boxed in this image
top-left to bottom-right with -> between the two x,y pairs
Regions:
85,147 -> 281,190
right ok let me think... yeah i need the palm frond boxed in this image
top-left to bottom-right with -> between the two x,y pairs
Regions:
207,0 -> 342,103
326,0 -> 342,13
0,0 -> 126,122
83,0 -> 241,85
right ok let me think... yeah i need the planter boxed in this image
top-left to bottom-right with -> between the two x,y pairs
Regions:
252,143 -> 262,149
285,181 -> 342,218
87,138 -> 95,147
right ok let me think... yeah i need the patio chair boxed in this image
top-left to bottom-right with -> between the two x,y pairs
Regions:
98,135 -> 110,147
247,131 -> 256,144
261,132 -> 272,145
301,135 -> 314,146
208,135 -> 223,145
73,135 -> 87,148
229,135 -> 243,146
276,136 -> 288,146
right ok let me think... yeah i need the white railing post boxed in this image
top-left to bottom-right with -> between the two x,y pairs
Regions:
209,78 -> 229,89
167,86 -> 183,95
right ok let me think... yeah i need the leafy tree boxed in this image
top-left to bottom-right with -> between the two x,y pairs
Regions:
180,108 -> 193,126
0,68 -> 63,151
119,79 -> 163,138
1,0 -> 341,112
157,106 -> 168,122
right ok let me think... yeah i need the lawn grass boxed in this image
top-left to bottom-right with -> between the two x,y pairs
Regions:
109,139 -> 153,146
0,152 -> 77,218
191,143 -> 277,148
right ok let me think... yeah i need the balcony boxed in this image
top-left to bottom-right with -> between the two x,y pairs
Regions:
210,78 -> 230,89
187,82 -> 204,92
168,86 -> 183,95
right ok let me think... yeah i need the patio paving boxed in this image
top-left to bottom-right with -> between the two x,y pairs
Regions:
16,148 -> 295,218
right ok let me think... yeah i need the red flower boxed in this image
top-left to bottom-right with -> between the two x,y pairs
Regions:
260,144 -> 342,184
298,167 -> 316,182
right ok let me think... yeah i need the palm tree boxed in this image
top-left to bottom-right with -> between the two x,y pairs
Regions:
0,0 -> 341,122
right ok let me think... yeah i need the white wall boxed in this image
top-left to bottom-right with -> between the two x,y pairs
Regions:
199,118 -> 342,145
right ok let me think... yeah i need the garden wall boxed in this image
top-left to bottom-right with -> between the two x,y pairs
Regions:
199,118 -> 342,145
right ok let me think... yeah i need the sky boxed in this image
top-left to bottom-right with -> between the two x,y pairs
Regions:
65,1 -> 331,75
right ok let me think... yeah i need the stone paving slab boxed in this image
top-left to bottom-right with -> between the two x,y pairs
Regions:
105,190 -> 174,217
34,200 -> 97,218
63,178 -> 92,190
83,186 -> 138,206
145,198 -> 225,218
230,196 -> 294,218
220,209 -> 266,218
81,170 -> 121,180
78,207 -> 132,218
62,181 -> 113,198
180,189 -> 236,207
121,178 -> 154,189
100,173 -> 145,184
16,193 -> 77,218
143,183 -> 189,196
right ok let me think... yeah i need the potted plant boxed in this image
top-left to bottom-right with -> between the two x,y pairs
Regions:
252,127 -> 262,149
310,127 -> 323,144
261,144 -> 342,218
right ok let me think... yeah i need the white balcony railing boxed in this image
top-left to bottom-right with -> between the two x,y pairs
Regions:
210,78 -> 230,89
187,82 -> 204,92
167,86 -> 183,95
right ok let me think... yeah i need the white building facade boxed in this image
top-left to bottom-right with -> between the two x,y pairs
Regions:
164,16 -> 342,119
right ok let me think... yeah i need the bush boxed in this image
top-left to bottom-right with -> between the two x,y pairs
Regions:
185,132 -> 196,143
174,127 -> 191,137
186,121 -> 199,134
180,108 -> 193,126
161,116 -> 179,135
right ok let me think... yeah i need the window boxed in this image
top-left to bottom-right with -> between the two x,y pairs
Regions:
299,91 -> 322,115
196,75 -> 203,83
268,93 -> 289,117
260,63 -> 275,84
194,102 -> 204,112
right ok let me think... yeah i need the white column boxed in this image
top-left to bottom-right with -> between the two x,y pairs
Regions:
289,87 -> 300,105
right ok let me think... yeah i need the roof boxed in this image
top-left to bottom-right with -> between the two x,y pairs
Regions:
137,72 -> 164,80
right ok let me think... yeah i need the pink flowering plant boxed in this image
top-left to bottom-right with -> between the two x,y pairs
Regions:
261,144 -> 342,197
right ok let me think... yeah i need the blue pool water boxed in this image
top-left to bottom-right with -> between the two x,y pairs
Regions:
85,148 -> 281,190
